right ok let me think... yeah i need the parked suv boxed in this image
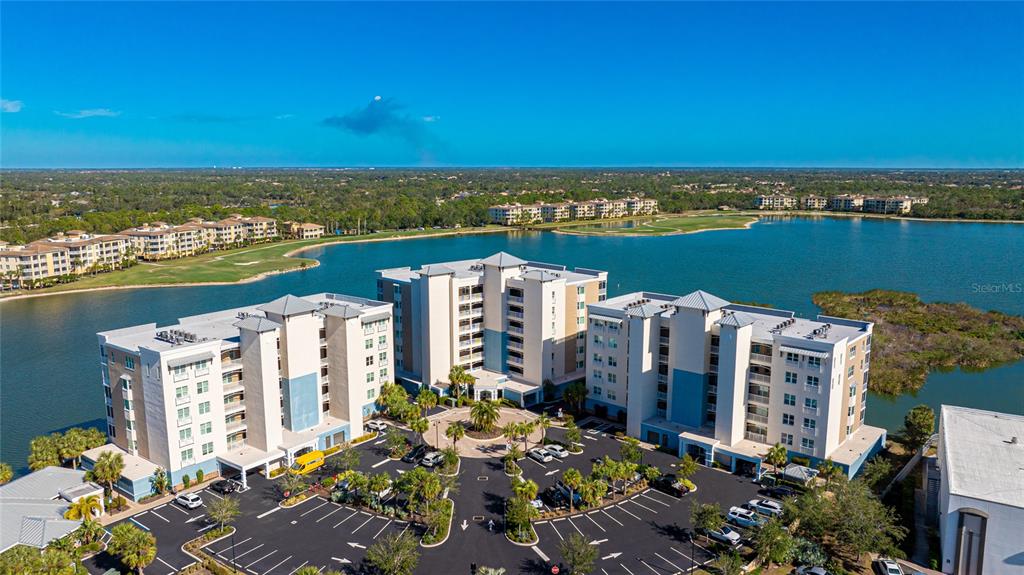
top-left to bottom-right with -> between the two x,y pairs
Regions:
175,492 -> 203,510
651,474 -> 689,497
211,479 -> 238,494
401,444 -> 428,464
366,420 -> 388,432
420,451 -> 445,468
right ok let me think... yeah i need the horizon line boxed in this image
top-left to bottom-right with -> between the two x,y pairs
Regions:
2,165 -> 1022,172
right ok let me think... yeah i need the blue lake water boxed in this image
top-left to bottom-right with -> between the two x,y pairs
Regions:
2,216 -> 1023,474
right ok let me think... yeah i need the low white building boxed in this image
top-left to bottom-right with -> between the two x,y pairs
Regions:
0,467 -> 104,553
936,405 -> 1024,575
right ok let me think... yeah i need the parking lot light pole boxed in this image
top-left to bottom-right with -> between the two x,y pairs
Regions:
231,530 -> 237,570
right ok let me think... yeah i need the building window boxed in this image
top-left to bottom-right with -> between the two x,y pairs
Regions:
177,406 -> 190,420
593,335 -> 603,345
606,390 -> 616,400
181,448 -> 194,462
782,414 -> 794,426
608,338 -> 618,349
808,357 -> 822,368
202,442 -> 214,456
806,376 -> 820,388
179,428 -> 192,441
592,386 -> 602,396
365,356 -> 374,366
593,370 -> 602,380
784,393 -> 796,406
197,380 -> 209,394
378,352 -> 387,363
125,356 -> 135,370
366,372 -> 375,383
780,433 -> 793,446
378,335 -> 387,348
367,388 -> 376,400
108,425 -> 116,438
785,372 -> 797,384
607,356 -> 617,367
175,385 -> 189,399
804,398 -> 818,410
577,286 -> 585,295
198,401 -> 211,415
379,368 -> 388,380
785,352 -> 799,363
106,405 -> 114,418
201,422 -> 212,435
803,418 -> 816,430
124,399 -> 133,411
172,364 -> 187,380
801,438 -> 814,450
849,384 -> 856,397
121,378 -> 131,392
365,339 -> 373,350
195,360 -> 210,375
608,373 -> 617,384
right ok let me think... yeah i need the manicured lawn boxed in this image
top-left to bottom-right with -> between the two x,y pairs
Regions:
3,226 -> 504,296
559,214 -> 758,236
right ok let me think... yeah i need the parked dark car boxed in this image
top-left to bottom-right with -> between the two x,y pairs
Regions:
211,479 -> 238,494
651,473 -> 689,497
541,486 -> 568,508
763,485 -> 800,500
401,444 -> 428,464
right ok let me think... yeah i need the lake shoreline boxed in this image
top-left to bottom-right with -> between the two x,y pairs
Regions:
551,215 -> 759,237
0,227 -> 509,302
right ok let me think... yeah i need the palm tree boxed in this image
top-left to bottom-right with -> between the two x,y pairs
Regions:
109,523 -> 156,574
0,462 -> 12,485
279,473 -> 308,498
365,531 -> 420,575
519,421 -> 537,452
562,468 -> 583,513
150,467 -> 170,495
207,495 -> 240,530
512,478 -> 539,503
765,443 -> 788,477
445,421 -> 466,453
368,472 -> 392,505
447,365 -> 474,401
416,389 -> 438,417
64,494 -> 103,520
504,445 -> 523,476
59,428 -> 88,469
28,434 -> 61,471
92,451 -> 125,496
470,400 -> 499,433
76,517 -> 105,545
409,417 -> 430,446
817,458 -> 841,489
502,422 -> 519,447
536,413 -> 552,445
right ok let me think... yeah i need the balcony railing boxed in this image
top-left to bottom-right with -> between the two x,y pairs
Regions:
508,326 -> 524,335
507,311 -> 524,320
659,336 -> 670,345
804,383 -> 821,393
749,372 -> 771,384
508,295 -> 524,304
750,353 -> 773,364
177,417 -> 192,427
746,413 -> 769,425
507,340 -> 523,351
507,355 -> 523,365
802,405 -> 820,416
745,431 -> 768,443
224,401 -> 245,414
460,337 -> 484,348
657,373 -> 668,384
179,437 -> 194,448
710,345 -> 719,353
175,395 -> 191,406
708,364 -> 718,374
747,392 -> 770,404
801,426 -> 819,437
658,354 -> 669,364
222,360 -> 243,372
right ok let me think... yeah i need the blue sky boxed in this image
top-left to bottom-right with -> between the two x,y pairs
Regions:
2,2 -> 1022,168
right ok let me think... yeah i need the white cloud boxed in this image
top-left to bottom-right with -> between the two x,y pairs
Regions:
1,99 -> 24,113
274,114 -> 295,120
54,108 -> 121,119
422,115 -> 439,123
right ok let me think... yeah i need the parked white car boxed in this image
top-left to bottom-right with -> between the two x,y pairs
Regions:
528,447 -> 554,463
728,506 -> 765,528
421,451 -> 445,468
544,445 -> 569,458
875,559 -> 903,575
705,525 -> 742,546
747,498 -> 784,517
365,420 -> 388,432
175,492 -> 203,509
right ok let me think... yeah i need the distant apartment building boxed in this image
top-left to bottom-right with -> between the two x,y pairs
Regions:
802,195 -> 828,210
376,252 -> 607,406
934,405 -> 1024,575
97,293 -> 393,496
755,194 -> 796,210
0,241 -> 72,283
34,231 -> 133,273
862,195 -> 929,215
488,198 -> 658,225
119,222 -> 209,260
828,194 -> 865,212
286,222 -> 326,239
585,290 -> 885,477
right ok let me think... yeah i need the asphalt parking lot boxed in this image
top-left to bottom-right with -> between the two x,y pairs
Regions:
86,410 -> 765,574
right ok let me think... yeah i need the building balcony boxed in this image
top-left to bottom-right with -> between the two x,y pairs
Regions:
749,372 -> 771,384
177,417 -> 192,427
658,354 -> 669,364
709,345 -> 719,354
801,426 -> 819,437
657,373 -> 668,384
222,359 -> 243,372
508,326 -> 524,335
744,431 -> 768,444
508,295 -> 524,305
804,383 -> 821,394
179,437 -> 194,448
224,401 -> 246,415
507,340 -> 523,351
802,405 -> 820,416
659,336 -> 670,345
747,392 -> 770,404
460,337 -> 484,349
746,413 -> 769,425
507,354 -> 523,365
708,364 -> 718,374
507,310 -> 524,320
175,394 -> 191,406
225,420 -> 247,434
706,384 -> 717,395
750,353 -> 773,365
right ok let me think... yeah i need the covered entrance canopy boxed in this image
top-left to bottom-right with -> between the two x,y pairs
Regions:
217,445 -> 284,490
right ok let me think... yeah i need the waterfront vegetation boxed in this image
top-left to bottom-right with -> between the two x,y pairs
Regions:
813,289 -> 1024,395
552,213 -> 757,236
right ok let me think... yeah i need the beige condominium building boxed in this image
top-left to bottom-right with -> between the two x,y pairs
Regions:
585,290 -> 885,478
96,293 -> 393,498
802,195 -> 829,210
488,198 -> 658,225
0,241 -> 72,283
755,194 -> 797,210
31,231 -> 133,273
863,195 -> 929,215
376,252 -> 608,406
119,222 -> 209,260
829,194 -> 865,212
287,222 -> 326,239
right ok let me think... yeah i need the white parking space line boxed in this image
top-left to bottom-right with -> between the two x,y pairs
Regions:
638,559 -> 661,574
399,522 -> 410,537
316,506 -> 342,523
350,514 -> 376,534
532,546 -> 550,562
247,549 -> 277,568
642,489 -> 678,504
374,519 -> 393,539
624,497 -> 658,514
599,509 -> 624,526
234,543 -> 265,560
156,557 -> 178,571
261,554 -> 293,575
212,536 -> 252,555
130,517 -> 150,531
527,458 -> 547,469
548,520 -> 565,541
333,510 -> 359,529
371,459 -> 390,468
166,503 -> 190,515
583,513 -> 606,532
639,492 -> 672,507
204,489 -> 223,499
613,504 -> 642,521
149,509 -> 171,523
654,552 -> 686,573
257,507 -> 281,519
300,500 -> 329,517
287,560 -> 309,575
619,562 -> 637,575
566,516 -> 585,536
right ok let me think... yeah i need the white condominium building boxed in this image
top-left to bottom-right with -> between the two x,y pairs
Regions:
586,290 -> 886,478
488,198 -> 658,225
862,195 -> 929,215
755,194 -> 797,210
377,252 -> 607,406
97,293 -> 393,497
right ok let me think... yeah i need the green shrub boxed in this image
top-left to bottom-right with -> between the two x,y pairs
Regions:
322,476 -> 336,488
182,474 -> 191,489
791,456 -> 811,467
196,469 -> 204,483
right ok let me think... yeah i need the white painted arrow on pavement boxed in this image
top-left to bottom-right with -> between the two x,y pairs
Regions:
545,469 -> 561,476
602,552 -> 622,560
332,557 -> 352,564
461,520 -> 469,531
347,542 -> 366,549
186,514 -> 206,524
590,538 -> 608,545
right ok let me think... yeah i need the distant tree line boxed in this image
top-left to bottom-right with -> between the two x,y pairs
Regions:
2,168 -> 1021,243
